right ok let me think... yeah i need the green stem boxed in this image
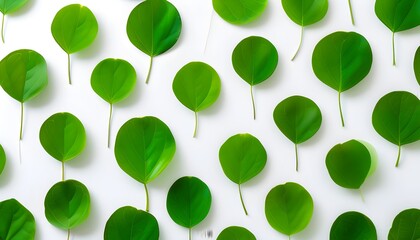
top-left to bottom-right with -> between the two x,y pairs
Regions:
1,14 -> 4,43
250,85 -> 256,120
289,235 -> 291,240
107,104 -> 113,148
144,183 -> 149,212
67,54 -> 72,85
392,32 -> 396,66
395,145 -> 401,167
193,111 -> 198,138
62,161 -> 65,181
67,229 -> 70,240
189,228 -> 192,240
359,189 -> 365,202
338,92 -> 345,127
348,0 -> 355,25
145,57 -> 153,84
295,144 -> 299,172
238,184 -> 248,215
19,103 -> 23,140
291,26 -> 303,61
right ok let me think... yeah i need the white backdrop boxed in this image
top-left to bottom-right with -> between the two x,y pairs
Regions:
0,0 -> 419,239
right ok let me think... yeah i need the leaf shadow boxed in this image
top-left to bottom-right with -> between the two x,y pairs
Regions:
151,145 -> 186,190
240,2 -> 273,29
256,56 -> 283,92
66,129 -> 95,170
76,24 -> 104,60
26,67 -> 56,108
72,192 -> 101,237
7,0 -> 35,17
198,81 -> 225,118
114,75 -> 144,109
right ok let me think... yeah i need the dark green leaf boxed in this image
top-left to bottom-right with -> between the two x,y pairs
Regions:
0,198 -> 35,240
39,112 -> 86,162
173,62 -> 221,137
372,91 -> 420,167
265,182 -> 313,237
213,0 -> 268,25
232,36 -> 278,119
104,206 -> 159,240
414,46 -> 420,85
312,31 -> 372,127
166,176 -> 212,230
0,144 -> 5,175
217,226 -> 256,240
330,211 -> 377,240
389,208 -> 420,240
44,180 -> 90,230
273,95 -> 322,171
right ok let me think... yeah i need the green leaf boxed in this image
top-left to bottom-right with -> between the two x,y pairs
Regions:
104,206 -> 159,240
212,0 -> 268,25
0,144 -> 5,175
115,116 -> 176,211
415,46 -> 420,85
172,62 -> 221,137
0,0 -> 29,43
232,36 -> 278,119
281,0 -> 328,60
372,91 -> 420,167
389,209 -> 420,240
326,140 -> 374,190
217,226 -> 256,240
166,176 -> 212,236
330,211 -> 377,240
273,95 -> 322,171
51,4 -> 98,84
0,198 -> 36,240
312,31 -> 372,127
375,0 -> 420,65
265,182 -> 313,237
44,180 -> 90,230
91,58 -> 137,147
127,0 -> 182,84
219,133 -> 266,215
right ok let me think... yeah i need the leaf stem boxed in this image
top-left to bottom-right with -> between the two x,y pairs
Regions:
62,161 -> 65,181
395,145 -> 401,167
189,228 -> 192,240
338,92 -> 345,127
145,57 -> 153,84
193,111 -> 198,138
144,183 -> 150,212
348,0 -> 355,25
295,144 -> 299,172
238,184 -> 248,215
20,102 -> 24,140
392,32 -> 396,66
204,10 -> 214,53
250,85 -> 256,120
1,14 -> 4,43
359,189 -> 365,202
67,229 -> 70,240
291,26 -> 303,61
107,104 -> 113,148
67,54 -> 72,85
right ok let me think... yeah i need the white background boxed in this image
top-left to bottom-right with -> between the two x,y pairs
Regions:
0,0 -> 419,239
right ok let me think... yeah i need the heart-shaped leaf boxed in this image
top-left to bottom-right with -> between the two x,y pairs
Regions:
91,58 -> 137,148
166,176 -> 212,239
372,91 -> 420,167
0,144 -> 5,175
330,211 -> 377,240
0,49 -> 48,140
219,133 -> 267,215
232,36 -> 278,119
312,31 -> 372,127
0,0 -> 29,43
389,208 -> 420,240
127,0 -> 182,84
281,0 -> 328,60
172,62 -> 221,137
0,198 -> 36,240
217,226 -> 256,240
265,182 -> 313,237
104,206 -> 159,240
51,4 -> 98,84
375,0 -> 420,65
213,0 -> 268,25
115,116 -> 176,212
414,46 -> 420,86
273,95 -> 322,171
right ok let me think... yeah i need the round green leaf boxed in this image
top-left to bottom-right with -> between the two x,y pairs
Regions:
273,95 -> 322,171
166,176 -> 212,229
104,206 -> 159,240
217,226 -> 256,240
372,91 -> 420,167
0,0 -> 28,14
375,0 -> 420,32
414,46 -> 420,86
39,112 -> 86,162
330,211 -> 377,240
51,4 -> 98,54
212,0 -> 268,25
0,198 -> 35,240
326,140 -> 373,189
312,31 -> 372,127
0,144 -> 5,175
0,49 -> 48,103
389,208 -> 420,240
265,182 -> 313,237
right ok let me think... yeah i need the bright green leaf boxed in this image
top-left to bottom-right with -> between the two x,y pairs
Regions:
372,91 -> 420,167
217,226 -> 256,240
265,182 -> 313,237
330,211 -> 377,240
104,206 -> 159,240
232,36 -> 278,119
127,0 -> 182,84
414,46 -> 420,85
115,116 -> 176,211
273,95 -> 322,171
389,208 -> 420,240
312,31 -> 372,127
0,0 -> 29,43
219,133 -> 266,215
0,198 -> 35,240
0,144 -> 5,175
213,0 -> 268,25
173,62 -> 221,137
